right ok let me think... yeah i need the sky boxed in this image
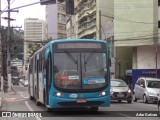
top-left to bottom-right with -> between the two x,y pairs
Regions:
1,0 -> 46,29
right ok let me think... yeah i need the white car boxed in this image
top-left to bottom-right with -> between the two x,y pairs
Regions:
134,77 -> 160,103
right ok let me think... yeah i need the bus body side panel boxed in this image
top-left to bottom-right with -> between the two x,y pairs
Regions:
39,52 -> 44,103
31,57 -> 35,98
39,71 -> 43,103
29,59 -> 33,97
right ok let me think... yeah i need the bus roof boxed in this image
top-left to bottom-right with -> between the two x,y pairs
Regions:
50,39 -> 107,44
29,39 -> 108,61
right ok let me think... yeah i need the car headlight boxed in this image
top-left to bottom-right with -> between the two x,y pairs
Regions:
128,89 -> 131,93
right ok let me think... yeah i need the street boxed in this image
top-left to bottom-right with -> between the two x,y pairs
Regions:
0,84 -> 159,120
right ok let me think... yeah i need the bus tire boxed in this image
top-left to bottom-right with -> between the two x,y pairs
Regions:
35,87 -> 40,106
46,105 -> 52,112
90,107 -> 98,112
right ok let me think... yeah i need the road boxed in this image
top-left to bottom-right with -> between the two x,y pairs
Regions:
0,84 -> 159,120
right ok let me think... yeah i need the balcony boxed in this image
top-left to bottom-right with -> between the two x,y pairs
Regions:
78,0 -> 96,20
78,21 -> 96,38
78,18 -> 96,33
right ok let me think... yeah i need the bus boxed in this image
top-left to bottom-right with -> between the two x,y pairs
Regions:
28,39 -> 110,111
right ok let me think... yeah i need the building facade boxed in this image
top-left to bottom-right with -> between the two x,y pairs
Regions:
67,0 -> 160,80
67,0 -> 115,78
45,1 -> 70,40
24,18 -> 45,77
76,0 -> 114,40
114,0 -> 160,79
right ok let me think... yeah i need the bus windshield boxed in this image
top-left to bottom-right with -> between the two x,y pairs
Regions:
54,52 -> 108,91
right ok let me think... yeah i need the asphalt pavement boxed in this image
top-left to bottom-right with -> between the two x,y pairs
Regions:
0,84 -> 159,120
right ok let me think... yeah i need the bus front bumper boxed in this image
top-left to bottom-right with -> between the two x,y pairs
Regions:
49,96 -> 110,108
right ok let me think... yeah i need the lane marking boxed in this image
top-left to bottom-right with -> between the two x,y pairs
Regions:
18,92 -> 29,99
25,101 -> 41,120
118,113 -> 130,117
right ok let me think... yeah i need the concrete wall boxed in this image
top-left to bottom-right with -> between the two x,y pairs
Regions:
114,0 -> 158,46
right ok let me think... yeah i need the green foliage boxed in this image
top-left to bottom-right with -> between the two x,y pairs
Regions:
10,29 -> 24,59
27,43 -> 42,60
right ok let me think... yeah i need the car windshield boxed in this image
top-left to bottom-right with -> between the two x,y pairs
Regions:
146,80 -> 160,88
54,52 -> 108,91
111,80 -> 128,87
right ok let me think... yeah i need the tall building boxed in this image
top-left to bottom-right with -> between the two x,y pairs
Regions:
76,0 -> 114,40
45,1 -> 70,40
24,18 -> 45,77
66,14 -> 78,39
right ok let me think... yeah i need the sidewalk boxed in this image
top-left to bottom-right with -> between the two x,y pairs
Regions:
0,89 -> 16,109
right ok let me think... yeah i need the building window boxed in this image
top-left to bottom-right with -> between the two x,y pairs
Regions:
159,21 -> 160,28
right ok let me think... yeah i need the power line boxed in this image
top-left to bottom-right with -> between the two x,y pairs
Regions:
101,11 -> 157,24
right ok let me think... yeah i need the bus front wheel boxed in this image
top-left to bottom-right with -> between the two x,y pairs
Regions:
46,105 -> 52,112
90,107 -> 98,112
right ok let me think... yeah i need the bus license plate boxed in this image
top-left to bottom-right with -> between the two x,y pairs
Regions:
77,99 -> 87,103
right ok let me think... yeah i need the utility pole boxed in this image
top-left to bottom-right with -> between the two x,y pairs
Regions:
7,0 -> 12,92
0,0 -> 4,92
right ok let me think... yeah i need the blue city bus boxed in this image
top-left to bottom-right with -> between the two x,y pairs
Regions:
28,39 -> 110,111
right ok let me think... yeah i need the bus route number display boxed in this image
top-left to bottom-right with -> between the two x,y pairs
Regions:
58,43 -> 102,49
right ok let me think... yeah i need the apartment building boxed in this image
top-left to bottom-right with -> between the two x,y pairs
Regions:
76,0 -> 114,40
66,14 -> 78,39
24,18 -> 45,77
45,1 -> 70,40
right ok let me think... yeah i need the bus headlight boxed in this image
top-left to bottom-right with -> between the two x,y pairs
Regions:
56,92 -> 61,97
55,92 -> 64,97
102,92 -> 106,96
99,91 -> 107,96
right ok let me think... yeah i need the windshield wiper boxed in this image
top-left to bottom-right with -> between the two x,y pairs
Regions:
64,50 -> 78,64
84,52 -> 95,65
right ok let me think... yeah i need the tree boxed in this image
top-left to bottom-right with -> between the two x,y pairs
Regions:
27,43 -> 42,62
10,28 -> 24,60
